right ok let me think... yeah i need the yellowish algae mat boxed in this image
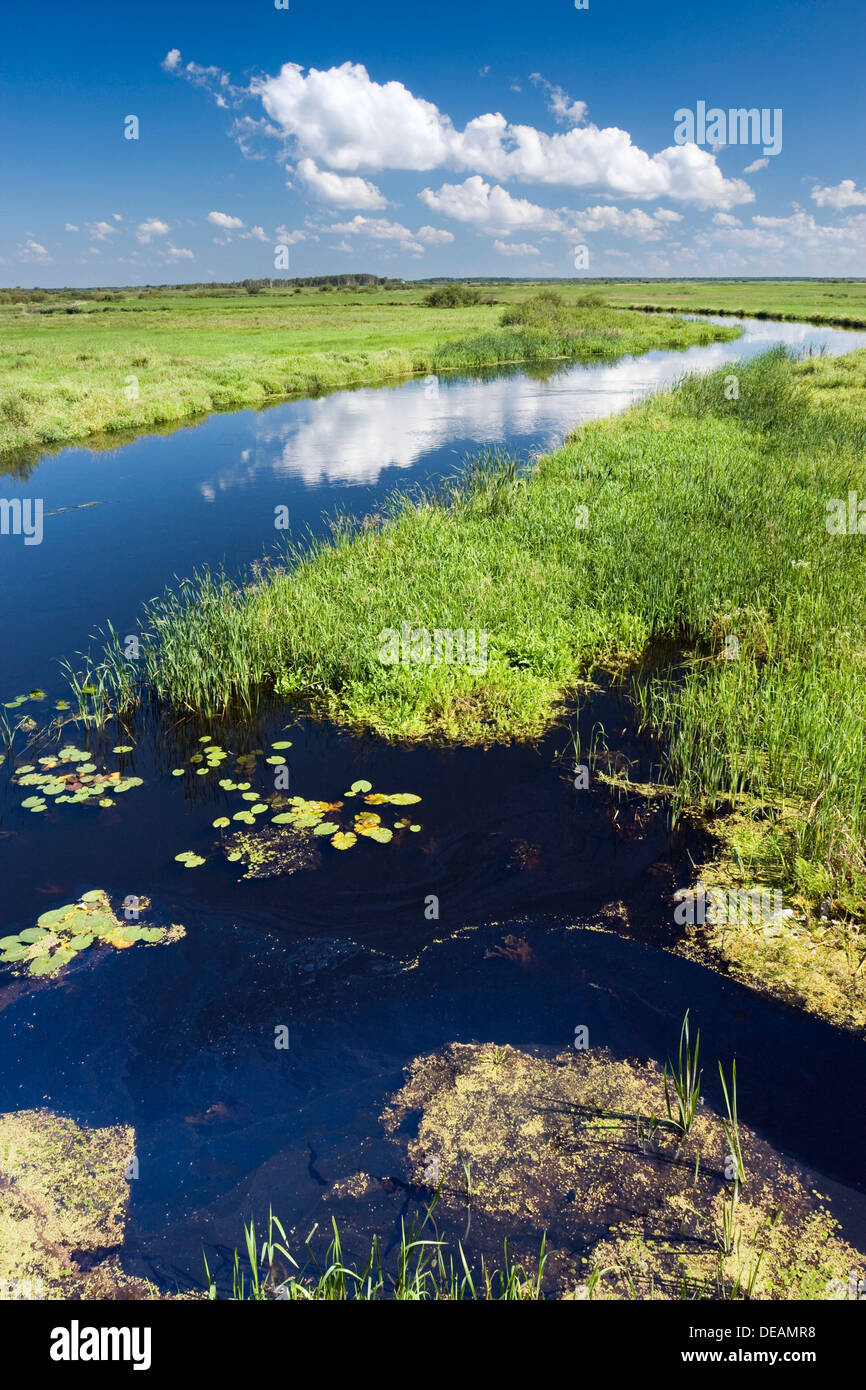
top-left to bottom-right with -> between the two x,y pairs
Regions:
382,1043 -> 864,1300
671,794 -> 866,1034
0,1109 -> 164,1299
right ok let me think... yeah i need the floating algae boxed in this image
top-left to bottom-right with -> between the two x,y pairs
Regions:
381,1042 -> 866,1301
0,1108 -> 171,1301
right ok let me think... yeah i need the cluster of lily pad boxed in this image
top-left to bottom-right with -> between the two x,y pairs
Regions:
13,743 -> 141,812
271,779 -> 423,850
221,775 -> 422,860
0,890 -> 172,978
171,734 -> 230,779
167,735 -> 423,869
3,688 -> 46,711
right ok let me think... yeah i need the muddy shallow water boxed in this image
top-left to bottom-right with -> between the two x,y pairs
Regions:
2,316 -> 866,1291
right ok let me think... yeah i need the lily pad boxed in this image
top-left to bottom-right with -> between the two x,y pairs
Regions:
213,817 -> 230,829
29,954 -> 62,976
331,831 -> 357,850
35,909 -> 73,928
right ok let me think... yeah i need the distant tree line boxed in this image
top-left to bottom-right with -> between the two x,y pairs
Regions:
0,275 -> 409,304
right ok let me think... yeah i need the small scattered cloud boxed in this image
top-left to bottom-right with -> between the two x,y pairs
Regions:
416,225 -> 455,245
743,157 -> 769,174
274,227 -> 309,245
64,223 -> 78,232
810,178 -> 866,209
493,239 -> 540,256
207,210 -> 245,229
324,214 -> 425,253
529,74 -> 587,126
87,220 -> 118,241
568,205 -> 683,241
18,239 -> 53,263
136,218 -> 170,243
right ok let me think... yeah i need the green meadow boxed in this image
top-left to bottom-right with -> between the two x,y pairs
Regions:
88,320 -> 866,1003
0,282 -> 734,460
10,279 -> 866,1024
600,278 -> 866,326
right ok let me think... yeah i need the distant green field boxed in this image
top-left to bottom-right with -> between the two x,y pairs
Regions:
596,279 -> 866,326
0,284 -> 734,461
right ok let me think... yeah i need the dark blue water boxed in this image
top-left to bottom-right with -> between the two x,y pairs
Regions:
2,317 -> 865,1291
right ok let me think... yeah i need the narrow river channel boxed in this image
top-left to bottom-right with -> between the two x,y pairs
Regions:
2,315 -> 865,1289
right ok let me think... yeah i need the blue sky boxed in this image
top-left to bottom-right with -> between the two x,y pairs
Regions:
2,0 -> 865,285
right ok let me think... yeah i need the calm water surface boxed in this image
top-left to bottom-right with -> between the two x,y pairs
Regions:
2,317 -> 865,1288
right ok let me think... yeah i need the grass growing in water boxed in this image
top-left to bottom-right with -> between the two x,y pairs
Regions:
206,1206 -> 548,1301
75,346 -> 866,934
664,1010 -> 702,1136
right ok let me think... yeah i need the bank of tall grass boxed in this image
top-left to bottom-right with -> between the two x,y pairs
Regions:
0,290 -> 736,462
92,346 -> 866,918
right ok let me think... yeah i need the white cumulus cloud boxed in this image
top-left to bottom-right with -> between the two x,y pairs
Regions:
493,240 -> 540,256
87,220 -> 118,241
811,179 -> 866,209
416,225 -> 455,245
246,60 -> 751,208
208,210 -> 245,229
419,176 -> 564,234
295,157 -> 386,208
136,218 -> 170,243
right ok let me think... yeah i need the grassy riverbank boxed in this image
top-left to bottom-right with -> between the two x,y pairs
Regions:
599,278 -> 866,327
97,343 -> 866,945
0,286 -> 735,460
